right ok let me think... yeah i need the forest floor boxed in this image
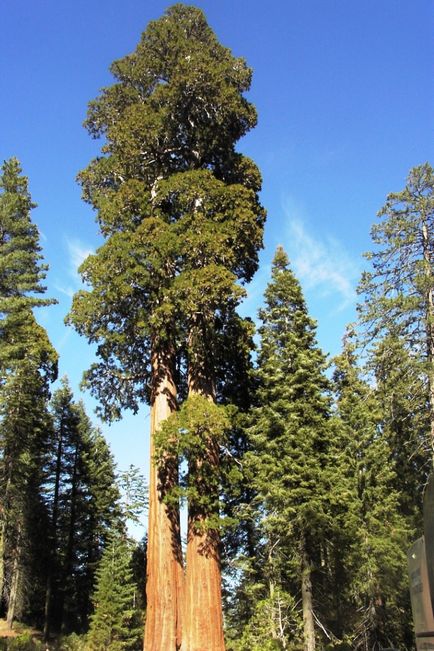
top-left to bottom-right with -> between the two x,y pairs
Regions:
0,619 -> 41,638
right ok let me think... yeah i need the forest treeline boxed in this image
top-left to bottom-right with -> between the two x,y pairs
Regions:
0,4 -> 433,651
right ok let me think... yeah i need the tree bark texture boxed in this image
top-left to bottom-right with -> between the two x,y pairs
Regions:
144,349 -> 183,651
181,366 -> 225,651
182,459 -> 224,650
0,471 -> 12,613
301,543 -> 315,651
6,523 -> 21,629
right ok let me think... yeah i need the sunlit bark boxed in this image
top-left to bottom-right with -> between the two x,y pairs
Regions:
144,347 -> 183,651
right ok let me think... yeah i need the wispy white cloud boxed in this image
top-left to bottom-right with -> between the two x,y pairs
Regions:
282,200 -> 360,312
54,237 -> 94,300
55,327 -> 73,352
66,238 -> 94,281
54,283 -> 75,299
239,263 -> 271,316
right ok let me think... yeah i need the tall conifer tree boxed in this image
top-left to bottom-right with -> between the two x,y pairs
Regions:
247,247 -> 331,651
332,334 -> 411,649
358,163 -> 434,449
67,6 -> 265,649
0,158 -> 57,627
87,533 -> 143,651
43,382 -> 120,635
370,332 -> 430,529
0,158 -> 55,378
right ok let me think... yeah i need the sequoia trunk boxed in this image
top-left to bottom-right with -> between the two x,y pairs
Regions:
182,369 -> 225,651
144,348 -> 183,651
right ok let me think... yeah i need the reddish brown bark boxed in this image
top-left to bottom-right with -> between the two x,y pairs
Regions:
182,513 -> 224,651
181,368 -> 225,651
144,349 -> 184,651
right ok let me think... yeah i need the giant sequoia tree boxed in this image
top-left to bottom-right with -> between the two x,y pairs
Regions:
67,5 -> 265,650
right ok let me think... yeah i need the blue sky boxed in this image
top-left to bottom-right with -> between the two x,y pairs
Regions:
2,0 -> 433,522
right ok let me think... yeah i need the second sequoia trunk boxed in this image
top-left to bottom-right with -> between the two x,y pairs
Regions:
181,363 -> 225,651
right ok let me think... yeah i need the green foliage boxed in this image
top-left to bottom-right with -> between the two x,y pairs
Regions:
358,163 -> 434,345
331,332 -> 412,648
0,158 -> 56,378
44,381 -> 121,634
67,4 -> 265,422
0,633 -> 43,651
231,247 -> 333,648
227,589 -> 302,651
358,162 -> 434,450
370,332 -> 430,529
0,357 -> 55,623
0,633 -> 88,651
156,394 -> 230,527
117,465 -> 147,525
87,534 -> 143,651
54,633 -> 88,651
248,246 -> 331,537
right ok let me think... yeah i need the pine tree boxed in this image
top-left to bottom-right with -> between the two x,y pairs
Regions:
87,467 -> 148,650
0,158 -> 57,628
331,332 -> 411,649
0,158 -> 56,378
87,533 -> 143,651
58,404 -> 120,634
245,247 -> 331,651
0,349 -> 54,628
370,332 -> 430,530
43,377 -> 80,638
43,383 -> 120,636
67,6 -> 265,649
358,162 -> 434,449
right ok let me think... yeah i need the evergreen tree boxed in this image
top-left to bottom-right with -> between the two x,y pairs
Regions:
87,464 -> 148,650
358,162 -> 434,448
43,383 -> 120,636
43,377 -> 80,638
0,158 -> 57,628
0,158 -> 56,379
87,533 -> 143,651
245,247 -> 331,651
58,404 -> 120,634
0,348 -> 55,628
331,332 -> 411,649
370,332 -> 430,530
67,6 -> 265,649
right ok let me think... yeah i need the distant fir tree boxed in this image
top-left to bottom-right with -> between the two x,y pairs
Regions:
43,381 -> 120,636
0,158 -> 56,378
0,158 -> 57,628
331,332 -> 411,650
0,354 -> 54,628
87,463 -> 148,650
244,247 -> 332,651
358,163 -> 434,450
370,332 -> 430,530
67,5 -> 265,649
87,533 -> 143,651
